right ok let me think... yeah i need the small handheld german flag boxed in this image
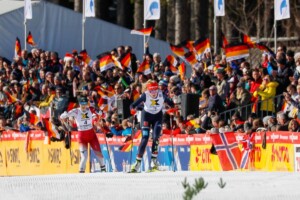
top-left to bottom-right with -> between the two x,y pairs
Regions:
26,31 -> 36,46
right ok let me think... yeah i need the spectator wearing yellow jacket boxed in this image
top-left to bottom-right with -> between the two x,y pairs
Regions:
253,75 -> 278,116
39,86 -> 55,108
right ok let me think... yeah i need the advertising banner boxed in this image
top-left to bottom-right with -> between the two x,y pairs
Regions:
294,145 -> 300,172
0,139 -> 7,176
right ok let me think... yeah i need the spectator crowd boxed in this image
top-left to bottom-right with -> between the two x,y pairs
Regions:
1,43 -> 300,139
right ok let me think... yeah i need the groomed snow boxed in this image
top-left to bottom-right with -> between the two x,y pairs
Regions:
1,171 -> 300,200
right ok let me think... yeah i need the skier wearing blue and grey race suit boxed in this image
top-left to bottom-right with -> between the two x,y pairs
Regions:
130,80 -> 174,172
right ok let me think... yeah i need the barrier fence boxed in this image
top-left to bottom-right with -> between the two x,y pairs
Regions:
219,94 -> 284,123
0,130 -> 300,176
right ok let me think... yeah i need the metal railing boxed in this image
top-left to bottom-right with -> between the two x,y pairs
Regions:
219,94 -> 284,122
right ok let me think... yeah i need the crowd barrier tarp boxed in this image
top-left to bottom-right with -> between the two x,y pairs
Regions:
1,130 -> 300,176
294,144 -> 300,172
190,134 -> 222,171
0,130 -> 80,176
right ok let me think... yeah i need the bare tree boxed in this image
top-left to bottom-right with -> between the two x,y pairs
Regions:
166,0 -> 175,43
48,0 -> 60,4
291,0 -> 300,37
225,0 -> 262,36
155,0 -> 167,40
116,0 -> 132,28
134,0 -> 143,29
74,0 -> 82,13
175,0 -> 190,44
95,0 -> 110,20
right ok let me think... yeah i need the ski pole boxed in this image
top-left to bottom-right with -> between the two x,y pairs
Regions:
104,134 -> 113,172
129,114 -> 135,173
61,119 -> 72,166
170,115 -> 175,172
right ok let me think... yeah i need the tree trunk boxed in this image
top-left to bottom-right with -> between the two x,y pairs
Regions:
175,0 -> 190,44
190,0 -> 196,39
166,0 -> 175,43
291,0 -> 300,38
74,0 -> 82,13
197,0 -> 209,38
49,0 -> 60,4
117,0 -> 132,28
256,0 -> 261,39
263,0 -> 270,38
95,0 -> 110,20
134,0 -> 143,29
155,0 -> 167,40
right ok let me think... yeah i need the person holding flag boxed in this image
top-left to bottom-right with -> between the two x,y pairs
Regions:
130,80 -> 174,172
60,96 -> 106,173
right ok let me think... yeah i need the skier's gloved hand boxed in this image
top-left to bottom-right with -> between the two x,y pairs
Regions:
130,109 -> 136,115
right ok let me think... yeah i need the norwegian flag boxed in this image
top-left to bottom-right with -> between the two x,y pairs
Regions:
240,133 -> 255,169
210,132 -> 242,171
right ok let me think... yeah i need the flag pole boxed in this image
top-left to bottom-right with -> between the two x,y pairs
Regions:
82,0 -> 86,50
143,0 -> 146,54
24,19 -> 27,50
143,20 -> 146,54
214,15 -> 217,56
274,1 -> 277,51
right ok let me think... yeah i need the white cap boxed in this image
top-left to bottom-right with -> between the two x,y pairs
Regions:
207,65 -> 214,70
227,77 -> 235,83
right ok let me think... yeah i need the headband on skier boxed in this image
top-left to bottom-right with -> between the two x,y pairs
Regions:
147,82 -> 158,91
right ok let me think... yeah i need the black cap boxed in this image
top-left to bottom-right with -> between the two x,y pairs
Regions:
79,96 -> 88,105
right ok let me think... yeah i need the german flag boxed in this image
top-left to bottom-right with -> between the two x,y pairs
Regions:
178,62 -> 186,80
165,55 -> 178,67
94,85 -> 115,98
193,37 -> 210,56
255,42 -> 276,58
132,89 -> 140,101
119,142 -> 132,152
24,132 -> 31,153
137,60 -> 151,75
281,101 -> 288,111
181,40 -> 195,52
134,130 -> 142,140
26,31 -> 36,46
97,96 -> 109,112
4,91 -> 18,104
67,102 -> 77,112
184,51 -> 198,66
168,65 -> 178,74
130,27 -> 153,36
99,54 -> 115,72
29,113 -> 39,125
43,118 -> 60,139
170,44 -> 185,57
185,119 -> 200,129
251,100 -> 258,113
119,130 -> 142,152
221,32 -> 229,49
166,108 -> 178,115
241,33 -> 255,48
15,37 -> 21,58
225,43 -> 250,62
120,52 -> 131,69
23,79 -> 31,92
80,49 -> 92,65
